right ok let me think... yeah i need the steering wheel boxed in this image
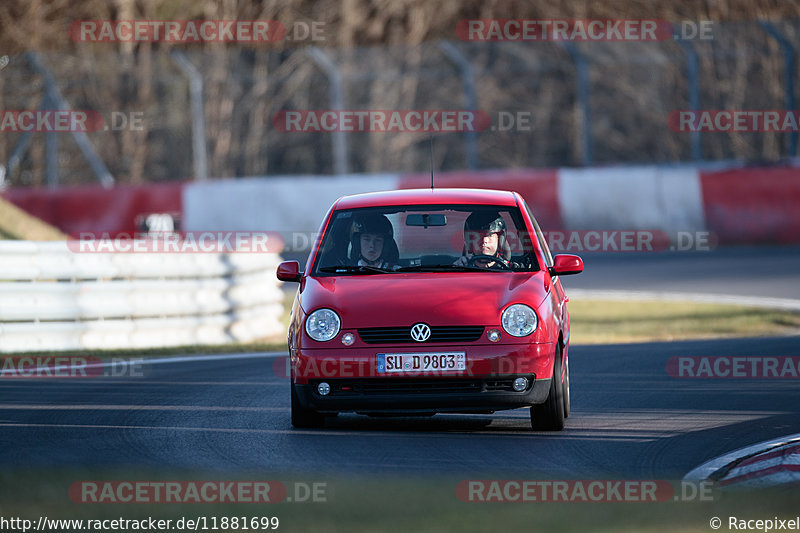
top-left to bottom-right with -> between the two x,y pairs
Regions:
466,254 -> 512,270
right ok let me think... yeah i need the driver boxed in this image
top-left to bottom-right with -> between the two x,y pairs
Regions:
454,211 -> 512,269
350,214 -> 398,269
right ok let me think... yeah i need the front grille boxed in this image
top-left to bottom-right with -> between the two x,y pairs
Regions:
357,325 -> 484,344
361,379 -> 482,394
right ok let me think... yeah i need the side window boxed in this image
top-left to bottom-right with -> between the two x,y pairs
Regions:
315,212 -> 353,269
533,219 -> 554,268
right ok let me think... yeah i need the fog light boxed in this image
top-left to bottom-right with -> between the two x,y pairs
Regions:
512,377 -> 528,392
317,382 -> 331,396
487,329 -> 501,342
341,332 -> 355,345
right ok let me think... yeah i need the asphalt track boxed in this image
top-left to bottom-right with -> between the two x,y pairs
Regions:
1,337 -> 799,480
561,246 -> 800,299
1,249 -> 798,494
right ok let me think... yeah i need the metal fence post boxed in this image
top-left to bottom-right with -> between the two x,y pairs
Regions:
439,41 -> 478,170
44,91 -> 59,188
562,43 -> 593,166
760,21 -> 797,158
307,48 -> 348,175
26,52 -> 115,188
676,40 -> 702,162
171,50 -> 209,181
3,131 -> 35,186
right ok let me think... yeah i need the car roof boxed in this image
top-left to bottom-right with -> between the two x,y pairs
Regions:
334,188 -> 519,209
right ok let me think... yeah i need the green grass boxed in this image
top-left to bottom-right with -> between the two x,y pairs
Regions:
1,469 -> 798,533
3,298 -> 798,358
568,300 -> 800,345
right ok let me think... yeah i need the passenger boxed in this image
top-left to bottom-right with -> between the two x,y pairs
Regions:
350,214 -> 399,269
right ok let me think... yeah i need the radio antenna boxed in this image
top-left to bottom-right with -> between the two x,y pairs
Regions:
429,134 -> 435,190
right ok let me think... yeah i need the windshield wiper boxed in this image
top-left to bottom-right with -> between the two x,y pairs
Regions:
319,265 -> 391,274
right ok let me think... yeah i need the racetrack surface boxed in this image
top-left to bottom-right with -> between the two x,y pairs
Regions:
2,246 -> 799,488
561,246 -> 800,299
1,335 -> 798,480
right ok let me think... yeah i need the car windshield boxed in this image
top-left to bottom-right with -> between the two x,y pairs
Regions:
312,204 -> 540,275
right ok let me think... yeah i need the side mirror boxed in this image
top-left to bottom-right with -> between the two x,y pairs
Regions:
277,260 -> 303,282
548,254 -> 583,276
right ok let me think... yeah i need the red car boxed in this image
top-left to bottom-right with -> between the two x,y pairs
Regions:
277,188 -> 583,430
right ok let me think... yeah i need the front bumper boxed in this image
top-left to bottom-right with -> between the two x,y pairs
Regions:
294,375 -> 551,414
290,342 -> 555,413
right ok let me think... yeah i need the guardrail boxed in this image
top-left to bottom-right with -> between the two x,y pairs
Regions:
0,241 -> 285,353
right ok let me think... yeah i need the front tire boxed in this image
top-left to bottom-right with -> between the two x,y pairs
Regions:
530,344 -> 566,431
291,384 -> 325,428
563,349 -> 571,419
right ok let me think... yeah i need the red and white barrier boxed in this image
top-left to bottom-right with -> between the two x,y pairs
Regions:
3,164 -> 799,245
717,442 -> 800,489
398,168 -> 562,229
182,174 -> 399,234
700,167 -> 800,244
558,166 -> 706,232
2,181 -> 183,238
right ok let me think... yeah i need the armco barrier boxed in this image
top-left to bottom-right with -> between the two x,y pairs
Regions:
0,241 -> 284,353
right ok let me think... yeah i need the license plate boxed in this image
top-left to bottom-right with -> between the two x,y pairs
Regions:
376,352 -> 466,373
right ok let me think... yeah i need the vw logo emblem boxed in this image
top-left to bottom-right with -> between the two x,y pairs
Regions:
410,323 -> 431,342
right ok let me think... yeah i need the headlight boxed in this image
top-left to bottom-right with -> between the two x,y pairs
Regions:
305,308 -> 341,342
501,304 -> 538,337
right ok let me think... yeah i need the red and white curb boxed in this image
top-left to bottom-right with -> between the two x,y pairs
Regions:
684,433 -> 800,489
